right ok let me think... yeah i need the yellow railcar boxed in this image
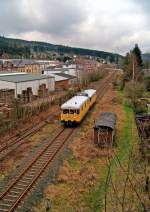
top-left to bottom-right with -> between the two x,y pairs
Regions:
61,89 -> 96,126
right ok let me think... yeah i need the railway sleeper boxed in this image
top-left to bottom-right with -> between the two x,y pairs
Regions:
44,151 -> 54,155
25,174 -> 35,179
51,144 -> 61,149
29,167 -> 38,171
5,194 -> 18,199
3,198 -> 15,203
28,170 -> 38,174
13,186 -> 24,191
33,163 -> 45,167
0,201 -> 12,208
42,152 -> 53,156
17,182 -> 29,187
0,208 -> 10,212
35,159 -> 47,163
39,157 -> 52,162
22,176 -> 34,180
9,190 -> 21,195
30,165 -> 42,170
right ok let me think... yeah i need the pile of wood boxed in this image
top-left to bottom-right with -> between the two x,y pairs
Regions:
0,89 -> 15,104
18,87 -> 33,104
38,84 -> 48,98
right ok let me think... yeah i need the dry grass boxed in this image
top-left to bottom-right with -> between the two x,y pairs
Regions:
0,123 -> 58,181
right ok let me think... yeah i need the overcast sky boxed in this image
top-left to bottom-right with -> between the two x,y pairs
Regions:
0,0 -> 150,55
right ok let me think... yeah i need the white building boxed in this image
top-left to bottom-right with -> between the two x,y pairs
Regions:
44,69 -> 77,84
0,73 -> 55,98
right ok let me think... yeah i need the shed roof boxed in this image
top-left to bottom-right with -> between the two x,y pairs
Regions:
45,73 -> 68,82
94,112 -> 116,130
0,74 -> 53,83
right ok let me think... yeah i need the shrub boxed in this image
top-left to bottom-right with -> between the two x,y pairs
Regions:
125,81 -> 146,105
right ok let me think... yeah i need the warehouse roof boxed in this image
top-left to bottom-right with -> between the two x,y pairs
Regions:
0,74 -> 53,83
12,59 -> 39,67
94,112 -> 116,130
54,73 -> 76,79
0,72 -> 26,76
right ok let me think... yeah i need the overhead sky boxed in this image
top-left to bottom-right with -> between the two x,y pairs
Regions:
0,0 -> 150,54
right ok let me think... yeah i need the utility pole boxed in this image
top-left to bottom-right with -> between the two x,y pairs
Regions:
132,53 -> 135,82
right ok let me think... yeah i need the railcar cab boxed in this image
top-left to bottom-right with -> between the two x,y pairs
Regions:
62,109 -> 80,115
61,108 -> 80,126
60,89 -> 97,126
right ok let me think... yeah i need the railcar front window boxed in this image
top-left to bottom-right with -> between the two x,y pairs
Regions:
63,109 -> 69,114
70,110 -> 75,114
77,110 -> 80,114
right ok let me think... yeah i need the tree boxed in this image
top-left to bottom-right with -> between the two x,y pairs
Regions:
132,44 -> 143,67
123,45 -> 144,84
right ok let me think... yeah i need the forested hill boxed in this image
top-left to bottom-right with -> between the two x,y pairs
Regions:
142,53 -> 150,62
0,36 -> 123,62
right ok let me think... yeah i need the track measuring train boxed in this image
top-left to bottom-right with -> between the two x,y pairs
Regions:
61,89 -> 97,126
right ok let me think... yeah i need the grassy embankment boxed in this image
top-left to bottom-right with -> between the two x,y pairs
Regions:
84,95 -> 136,211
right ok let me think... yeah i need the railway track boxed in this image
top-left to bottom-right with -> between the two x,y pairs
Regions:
96,71 -> 116,98
0,111 -> 60,160
0,71 -> 116,212
0,127 -> 74,212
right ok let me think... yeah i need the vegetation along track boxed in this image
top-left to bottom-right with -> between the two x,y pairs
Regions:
0,127 -> 74,212
0,111 -> 60,161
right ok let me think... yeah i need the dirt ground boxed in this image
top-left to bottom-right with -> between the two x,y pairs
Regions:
33,84 -> 127,212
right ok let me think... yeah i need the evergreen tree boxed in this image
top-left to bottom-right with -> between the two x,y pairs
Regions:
132,44 -> 143,67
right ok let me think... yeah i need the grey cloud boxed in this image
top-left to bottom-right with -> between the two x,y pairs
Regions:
134,0 -> 150,10
0,0 -> 87,36
0,0 -> 150,54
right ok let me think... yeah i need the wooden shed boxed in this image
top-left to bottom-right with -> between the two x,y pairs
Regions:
94,112 -> 117,147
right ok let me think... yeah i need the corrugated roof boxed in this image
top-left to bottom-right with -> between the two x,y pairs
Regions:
0,74 -> 53,83
54,72 -> 76,80
45,73 -> 67,82
94,112 -> 116,130
12,60 -> 39,67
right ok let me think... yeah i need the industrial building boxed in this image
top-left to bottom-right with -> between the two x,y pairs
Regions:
0,73 -> 55,104
44,69 -> 77,90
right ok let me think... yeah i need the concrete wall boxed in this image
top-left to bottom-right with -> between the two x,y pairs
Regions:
17,78 -> 55,96
0,80 -> 16,91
